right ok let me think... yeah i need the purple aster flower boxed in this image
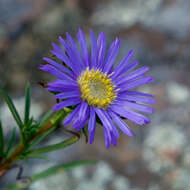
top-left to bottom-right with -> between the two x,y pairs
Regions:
40,28 -> 155,148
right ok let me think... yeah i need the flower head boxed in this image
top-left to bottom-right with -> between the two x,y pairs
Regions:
40,29 -> 155,148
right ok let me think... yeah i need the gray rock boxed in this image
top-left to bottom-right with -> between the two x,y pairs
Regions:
167,82 -> 190,104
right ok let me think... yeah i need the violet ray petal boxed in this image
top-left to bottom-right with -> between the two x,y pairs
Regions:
46,85 -> 77,92
96,32 -> 106,69
112,50 -> 134,79
113,61 -> 139,83
62,104 -> 81,126
118,76 -> 154,92
120,61 -> 139,76
114,99 -> 154,114
126,91 -> 153,97
109,110 -> 134,137
50,43 -> 79,75
50,49 -> 80,76
116,66 -> 149,85
40,64 -> 74,82
111,132 -> 117,146
77,28 -> 89,66
66,33 -> 85,69
58,36 -> 82,74
103,111 -> 120,138
103,38 -> 121,74
88,107 -> 96,132
47,80 -> 77,88
55,90 -> 80,99
110,104 -> 150,125
52,98 -> 80,111
43,57 -> 74,77
90,29 -> 97,68
118,92 -> 156,104
94,108 -> 113,132
89,127 -> 96,144
72,107 -> 90,131
52,43 -> 63,53
77,102 -> 89,123
103,127 -> 111,149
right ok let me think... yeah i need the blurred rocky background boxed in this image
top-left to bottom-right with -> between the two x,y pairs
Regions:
0,0 -> 190,189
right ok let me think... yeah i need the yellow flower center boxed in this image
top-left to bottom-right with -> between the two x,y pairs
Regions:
77,68 -> 117,108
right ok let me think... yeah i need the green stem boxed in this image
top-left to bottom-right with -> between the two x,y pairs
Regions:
0,109 -> 69,175
27,135 -> 79,156
4,161 -> 95,190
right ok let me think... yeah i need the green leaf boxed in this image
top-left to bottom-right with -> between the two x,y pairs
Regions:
31,160 -> 96,181
24,83 -> 31,125
24,153 -> 49,160
0,120 -> 4,156
25,126 -> 55,151
5,128 -> 17,158
27,110 -> 66,149
38,110 -> 54,126
27,135 -> 79,156
4,160 -> 96,190
38,108 -> 71,128
26,117 -> 34,127
0,87 -> 23,131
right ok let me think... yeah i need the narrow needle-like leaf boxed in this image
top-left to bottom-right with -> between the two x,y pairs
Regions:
0,87 -> 23,131
24,83 -> 31,125
28,135 -> 79,156
31,161 -> 96,181
38,110 -> 54,126
0,121 -> 4,156
5,128 -> 16,158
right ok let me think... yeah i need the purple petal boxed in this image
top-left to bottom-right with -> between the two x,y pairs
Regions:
58,36 -> 82,75
62,104 -> 81,126
40,64 -> 74,82
50,43 -> 79,75
88,107 -> 96,132
96,32 -> 106,69
47,86 -> 77,92
89,127 -> 96,144
120,61 -> 139,75
112,61 -> 139,83
103,38 -> 121,73
103,127 -> 111,149
48,79 -> 77,87
110,104 -> 150,125
90,29 -> 97,69
72,104 -> 90,131
109,110 -> 133,137
114,99 -> 154,114
111,132 -> 117,146
119,91 -> 156,104
43,57 -> 74,77
112,50 -> 134,79
95,108 -> 113,132
77,28 -> 89,67
47,80 -> 78,92
116,66 -> 149,86
77,102 -> 89,123
126,91 -> 153,97
55,90 -> 80,99
118,76 -> 154,92
66,32 -> 85,69
103,111 -> 119,138
52,98 -> 80,111
88,107 -> 96,144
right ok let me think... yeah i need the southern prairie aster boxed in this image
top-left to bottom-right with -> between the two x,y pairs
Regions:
40,29 -> 155,148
